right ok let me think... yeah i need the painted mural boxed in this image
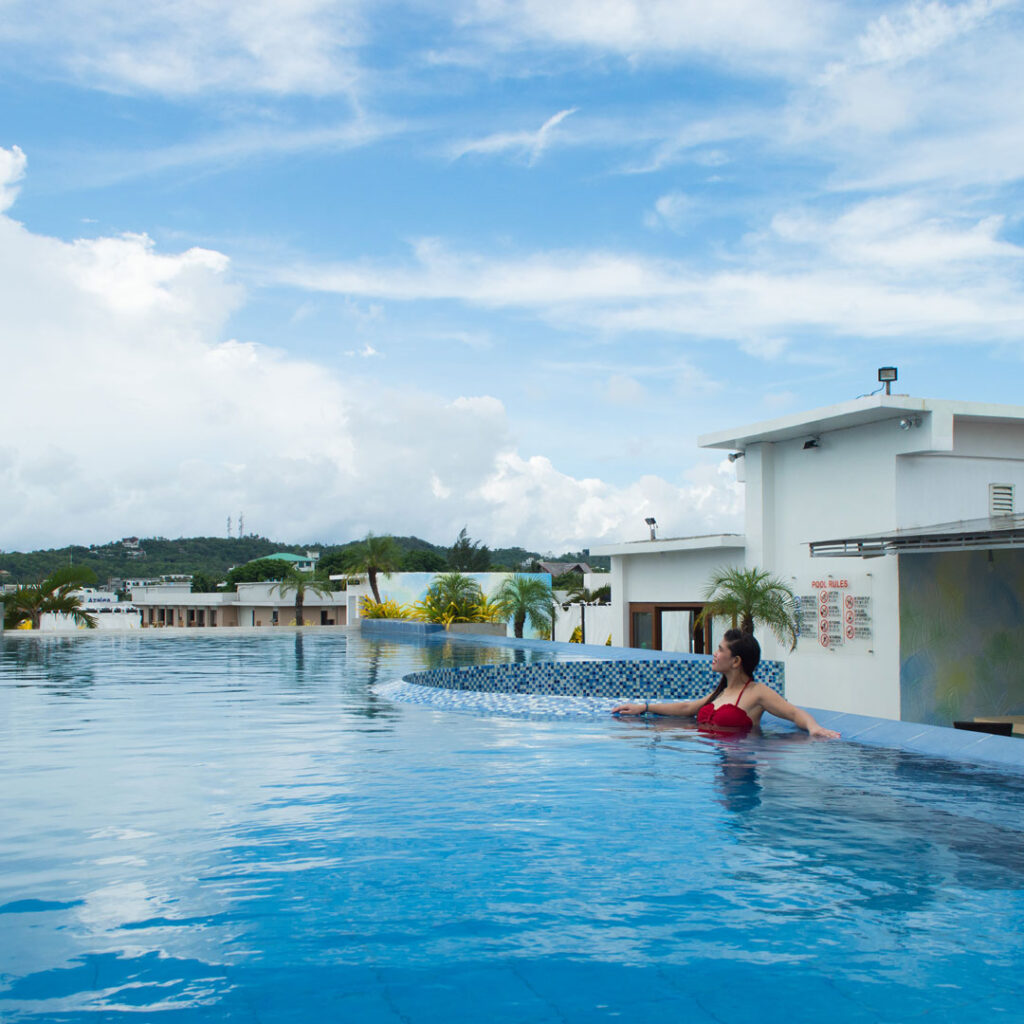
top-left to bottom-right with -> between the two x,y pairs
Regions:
375,571 -> 553,641
899,549 -> 1024,725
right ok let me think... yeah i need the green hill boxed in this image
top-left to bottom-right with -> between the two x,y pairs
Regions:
0,534 -> 609,586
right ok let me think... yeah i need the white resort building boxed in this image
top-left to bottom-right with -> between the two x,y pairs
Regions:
131,581 -> 348,628
594,392 -> 1024,727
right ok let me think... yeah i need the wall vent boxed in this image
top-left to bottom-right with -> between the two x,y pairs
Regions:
989,483 -> 1014,516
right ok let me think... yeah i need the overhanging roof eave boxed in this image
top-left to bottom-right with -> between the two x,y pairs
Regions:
810,515 -> 1024,557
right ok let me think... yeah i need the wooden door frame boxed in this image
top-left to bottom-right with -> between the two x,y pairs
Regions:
628,602 -> 710,653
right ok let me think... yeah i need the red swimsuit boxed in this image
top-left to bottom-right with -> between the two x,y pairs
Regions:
696,681 -> 754,731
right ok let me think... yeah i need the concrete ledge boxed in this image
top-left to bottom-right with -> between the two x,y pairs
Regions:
360,620 -> 444,637
806,707 -> 1024,770
358,619 -> 506,637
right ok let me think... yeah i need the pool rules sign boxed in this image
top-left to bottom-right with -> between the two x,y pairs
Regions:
795,577 -> 873,651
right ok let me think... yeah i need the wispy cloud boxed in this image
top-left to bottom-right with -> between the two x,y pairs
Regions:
851,0 -> 1010,68
278,195 -> 1024,345
450,107 -> 579,165
456,0 -> 837,74
0,0 -> 367,97
44,116 -> 405,191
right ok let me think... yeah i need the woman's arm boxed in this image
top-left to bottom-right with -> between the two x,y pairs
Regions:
754,685 -> 840,738
611,693 -> 713,717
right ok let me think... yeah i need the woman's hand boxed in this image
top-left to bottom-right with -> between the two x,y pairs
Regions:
808,723 -> 841,739
611,701 -> 647,716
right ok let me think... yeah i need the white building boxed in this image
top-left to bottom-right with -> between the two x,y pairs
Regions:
594,393 -> 1024,726
131,581 -> 347,628
39,588 -> 142,631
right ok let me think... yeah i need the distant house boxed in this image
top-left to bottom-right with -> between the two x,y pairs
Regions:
537,561 -> 592,578
262,551 -> 320,573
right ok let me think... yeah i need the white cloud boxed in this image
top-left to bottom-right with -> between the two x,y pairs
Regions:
771,197 -> 1023,270
281,220 -> 1024,343
644,191 -> 692,231
789,0 -> 1024,188
458,0 -> 833,72
0,145 -> 26,212
0,0 -> 365,96
0,146 -> 727,552
605,374 -> 646,404
853,0 -> 1008,68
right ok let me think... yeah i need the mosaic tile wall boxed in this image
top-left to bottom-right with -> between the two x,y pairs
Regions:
404,656 -> 785,700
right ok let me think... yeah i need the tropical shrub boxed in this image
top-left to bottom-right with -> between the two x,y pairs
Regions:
2,566 -> 99,630
569,625 -> 583,643
359,596 -> 411,619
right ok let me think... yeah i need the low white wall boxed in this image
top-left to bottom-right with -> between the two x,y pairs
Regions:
39,611 -> 142,631
554,604 -> 614,645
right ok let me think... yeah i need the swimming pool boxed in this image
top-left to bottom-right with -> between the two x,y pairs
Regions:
2,630 -> 1023,1023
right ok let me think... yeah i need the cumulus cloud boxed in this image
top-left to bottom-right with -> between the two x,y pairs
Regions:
0,146 -> 731,552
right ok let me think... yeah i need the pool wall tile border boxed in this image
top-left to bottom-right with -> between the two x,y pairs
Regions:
363,625 -> 1024,773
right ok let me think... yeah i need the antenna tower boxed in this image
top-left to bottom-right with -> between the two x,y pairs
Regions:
238,512 -> 245,538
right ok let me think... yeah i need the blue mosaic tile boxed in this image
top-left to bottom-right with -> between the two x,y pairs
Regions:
401,656 -> 784,701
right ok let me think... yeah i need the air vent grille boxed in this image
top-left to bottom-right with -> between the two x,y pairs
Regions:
990,483 -> 1014,516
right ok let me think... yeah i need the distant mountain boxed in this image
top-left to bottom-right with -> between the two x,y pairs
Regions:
0,534 -> 609,585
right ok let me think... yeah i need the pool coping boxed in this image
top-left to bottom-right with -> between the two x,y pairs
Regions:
371,629 -> 1024,773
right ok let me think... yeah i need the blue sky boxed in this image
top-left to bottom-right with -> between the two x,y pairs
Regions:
2,0 -> 1023,552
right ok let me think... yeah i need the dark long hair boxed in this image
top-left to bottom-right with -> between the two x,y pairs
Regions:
702,628 -> 762,706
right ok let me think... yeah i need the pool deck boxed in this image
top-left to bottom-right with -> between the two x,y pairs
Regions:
372,627 -> 1024,774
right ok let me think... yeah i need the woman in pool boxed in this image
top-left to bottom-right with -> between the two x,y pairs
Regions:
611,629 -> 840,738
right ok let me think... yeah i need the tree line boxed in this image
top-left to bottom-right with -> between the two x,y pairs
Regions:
0,528 -> 608,587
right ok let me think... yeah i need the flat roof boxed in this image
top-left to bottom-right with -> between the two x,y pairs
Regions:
592,533 -> 745,557
699,395 -> 1024,451
809,513 -> 1024,558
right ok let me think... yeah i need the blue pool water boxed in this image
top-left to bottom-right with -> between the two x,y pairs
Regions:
2,630 -> 1023,1023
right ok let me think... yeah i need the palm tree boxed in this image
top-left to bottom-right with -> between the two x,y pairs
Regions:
3,566 -> 99,630
273,568 -> 333,627
343,533 -> 401,604
695,566 -> 798,650
491,574 -> 557,639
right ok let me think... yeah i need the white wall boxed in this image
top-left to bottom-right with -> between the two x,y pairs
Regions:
553,603 -> 615,644
40,609 -> 141,631
742,422 -> 911,717
607,545 -> 743,647
896,453 -> 1024,526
